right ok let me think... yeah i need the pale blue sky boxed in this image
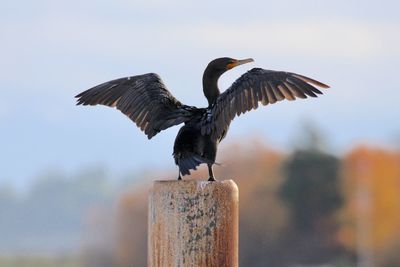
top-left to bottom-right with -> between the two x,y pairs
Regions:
1,0 -> 399,189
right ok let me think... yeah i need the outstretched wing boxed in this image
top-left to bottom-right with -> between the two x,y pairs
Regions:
76,73 -> 194,139
199,68 -> 330,141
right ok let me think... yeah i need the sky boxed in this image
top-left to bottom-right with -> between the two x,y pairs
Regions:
1,0 -> 399,189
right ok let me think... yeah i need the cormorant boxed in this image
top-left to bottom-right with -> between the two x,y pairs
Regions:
75,57 -> 329,181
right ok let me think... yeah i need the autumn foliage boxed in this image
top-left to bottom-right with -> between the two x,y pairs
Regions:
339,146 -> 400,266
84,141 -> 400,267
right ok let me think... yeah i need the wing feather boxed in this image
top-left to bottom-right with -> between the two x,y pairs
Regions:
260,82 -> 269,105
267,81 -> 278,103
199,68 -> 329,141
271,83 -> 285,101
76,73 -> 194,139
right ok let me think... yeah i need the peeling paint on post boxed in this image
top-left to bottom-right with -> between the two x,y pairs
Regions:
148,180 -> 239,267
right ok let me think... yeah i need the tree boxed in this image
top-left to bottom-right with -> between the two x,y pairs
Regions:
280,150 -> 342,231
278,123 -> 348,265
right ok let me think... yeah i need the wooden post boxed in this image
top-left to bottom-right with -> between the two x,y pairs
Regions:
148,180 -> 239,267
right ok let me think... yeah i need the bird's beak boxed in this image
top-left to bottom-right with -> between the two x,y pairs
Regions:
227,58 -> 254,69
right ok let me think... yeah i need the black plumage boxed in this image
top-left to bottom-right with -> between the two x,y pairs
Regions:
75,57 -> 329,181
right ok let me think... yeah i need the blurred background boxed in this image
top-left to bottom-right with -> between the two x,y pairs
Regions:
1,0 -> 399,266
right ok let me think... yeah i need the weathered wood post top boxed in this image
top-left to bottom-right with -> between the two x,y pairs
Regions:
148,180 -> 239,267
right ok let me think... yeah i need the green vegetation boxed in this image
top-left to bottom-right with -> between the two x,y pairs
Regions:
0,255 -> 81,267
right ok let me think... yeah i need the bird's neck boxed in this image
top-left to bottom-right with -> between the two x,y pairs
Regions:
202,69 -> 222,107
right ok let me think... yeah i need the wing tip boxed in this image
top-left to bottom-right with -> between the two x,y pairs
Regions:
75,98 -> 84,106
75,91 -> 89,105
292,74 -> 330,89
75,97 -> 90,106
317,82 -> 330,89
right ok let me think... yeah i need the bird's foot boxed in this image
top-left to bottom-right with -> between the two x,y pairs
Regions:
177,175 -> 182,181
207,164 -> 216,182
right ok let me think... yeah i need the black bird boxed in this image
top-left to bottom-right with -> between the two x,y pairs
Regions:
75,57 -> 329,181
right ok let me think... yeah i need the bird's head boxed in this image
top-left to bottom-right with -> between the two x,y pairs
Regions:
206,57 -> 254,75
203,57 -> 254,106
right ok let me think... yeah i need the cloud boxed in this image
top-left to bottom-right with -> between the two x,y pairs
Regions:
1,8 -> 399,104
3,14 -> 398,64
195,21 -> 393,60
49,21 -> 400,62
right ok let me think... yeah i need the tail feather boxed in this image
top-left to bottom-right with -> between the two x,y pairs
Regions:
177,153 -> 212,176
